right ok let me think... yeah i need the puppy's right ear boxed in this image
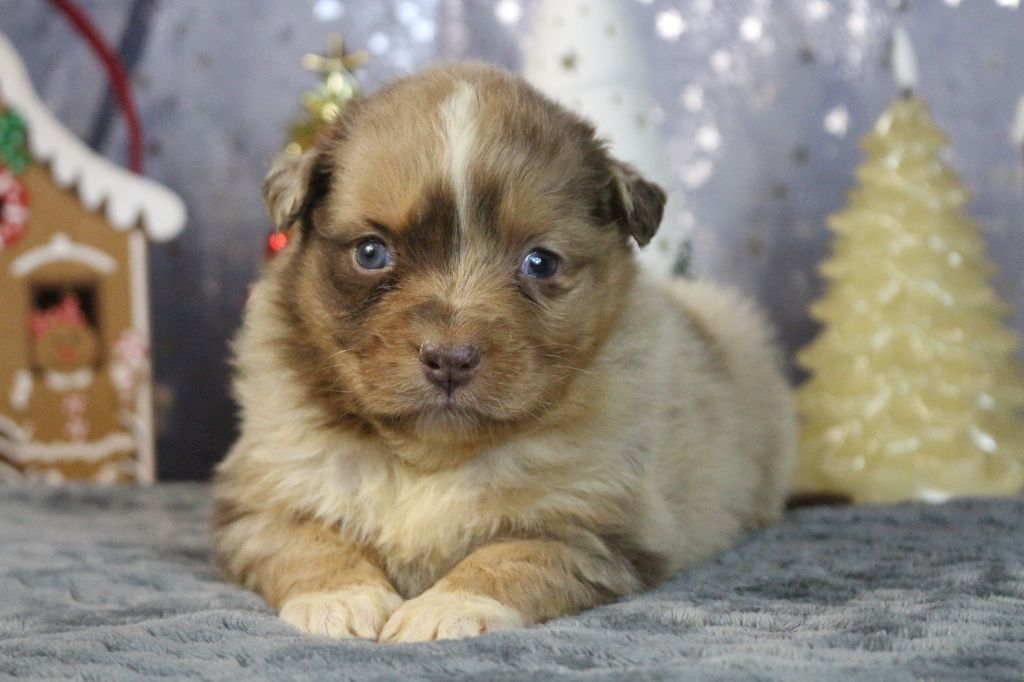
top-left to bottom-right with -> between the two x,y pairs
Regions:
263,149 -> 314,228
262,148 -> 333,238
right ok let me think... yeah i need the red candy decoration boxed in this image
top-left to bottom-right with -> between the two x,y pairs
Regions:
265,229 -> 290,259
0,163 -> 29,250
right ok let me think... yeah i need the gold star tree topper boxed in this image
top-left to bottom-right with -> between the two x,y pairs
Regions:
286,34 -> 369,154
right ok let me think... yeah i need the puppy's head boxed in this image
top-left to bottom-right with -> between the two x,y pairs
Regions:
265,64 -> 665,447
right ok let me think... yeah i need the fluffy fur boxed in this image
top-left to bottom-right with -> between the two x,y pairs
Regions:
213,63 -> 796,643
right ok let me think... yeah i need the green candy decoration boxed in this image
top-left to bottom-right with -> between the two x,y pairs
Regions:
0,108 -> 31,174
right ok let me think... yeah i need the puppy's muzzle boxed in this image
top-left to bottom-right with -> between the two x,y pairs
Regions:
419,343 -> 481,395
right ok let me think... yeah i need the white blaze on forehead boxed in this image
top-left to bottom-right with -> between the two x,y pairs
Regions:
439,80 -> 480,235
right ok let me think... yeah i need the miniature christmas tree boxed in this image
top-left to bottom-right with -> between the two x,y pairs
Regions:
266,34 -> 368,257
285,33 -> 368,155
795,57 -> 1024,502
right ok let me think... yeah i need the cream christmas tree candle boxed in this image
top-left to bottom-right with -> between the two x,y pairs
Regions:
795,30 -> 1024,504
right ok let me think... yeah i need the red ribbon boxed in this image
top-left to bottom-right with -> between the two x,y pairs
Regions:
47,0 -> 144,174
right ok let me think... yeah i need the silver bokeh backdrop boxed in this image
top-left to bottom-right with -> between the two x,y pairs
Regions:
2,0 -> 1022,478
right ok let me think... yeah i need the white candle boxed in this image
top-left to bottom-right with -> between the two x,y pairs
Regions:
1012,94 -> 1024,147
892,26 -> 919,92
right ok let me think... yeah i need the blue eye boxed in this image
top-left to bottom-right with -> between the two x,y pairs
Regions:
354,239 -> 392,270
520,249 -> 560,279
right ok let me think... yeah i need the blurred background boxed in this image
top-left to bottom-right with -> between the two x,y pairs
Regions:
1,0 -> 1022,481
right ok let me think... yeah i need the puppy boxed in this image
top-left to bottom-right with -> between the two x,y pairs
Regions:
213,63 -> 795,642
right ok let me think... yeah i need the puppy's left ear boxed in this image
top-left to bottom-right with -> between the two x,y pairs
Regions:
608,161 -> 667,247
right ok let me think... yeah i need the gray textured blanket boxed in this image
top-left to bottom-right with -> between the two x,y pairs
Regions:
0,485 -> 1021,681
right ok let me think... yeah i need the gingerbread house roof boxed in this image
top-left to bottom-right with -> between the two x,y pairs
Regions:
0,32 -> 185,242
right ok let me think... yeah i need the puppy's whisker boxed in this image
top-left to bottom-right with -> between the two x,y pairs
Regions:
325,348 -> 354,361
552,363 -> 595,377
539,342 -> 588,354
308,349 -> 355,378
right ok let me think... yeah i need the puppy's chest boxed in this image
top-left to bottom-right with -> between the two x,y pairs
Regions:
319,458 -> 503,583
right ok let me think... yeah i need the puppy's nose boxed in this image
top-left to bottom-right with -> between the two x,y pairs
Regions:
419,343 -> 480,393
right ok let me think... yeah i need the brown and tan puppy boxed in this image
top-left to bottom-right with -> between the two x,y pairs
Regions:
214,63 -> 795,642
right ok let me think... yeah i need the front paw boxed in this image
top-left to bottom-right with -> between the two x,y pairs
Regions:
379,590 -> 526,642
279,585 -> 403,639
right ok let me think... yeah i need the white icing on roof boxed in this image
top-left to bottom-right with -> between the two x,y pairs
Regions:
0,32 -> 185,242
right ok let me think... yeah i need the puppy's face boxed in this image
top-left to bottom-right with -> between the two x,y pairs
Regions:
266,65 -> 665,446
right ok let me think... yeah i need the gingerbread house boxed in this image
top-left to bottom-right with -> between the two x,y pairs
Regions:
0,33 -> 185,484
